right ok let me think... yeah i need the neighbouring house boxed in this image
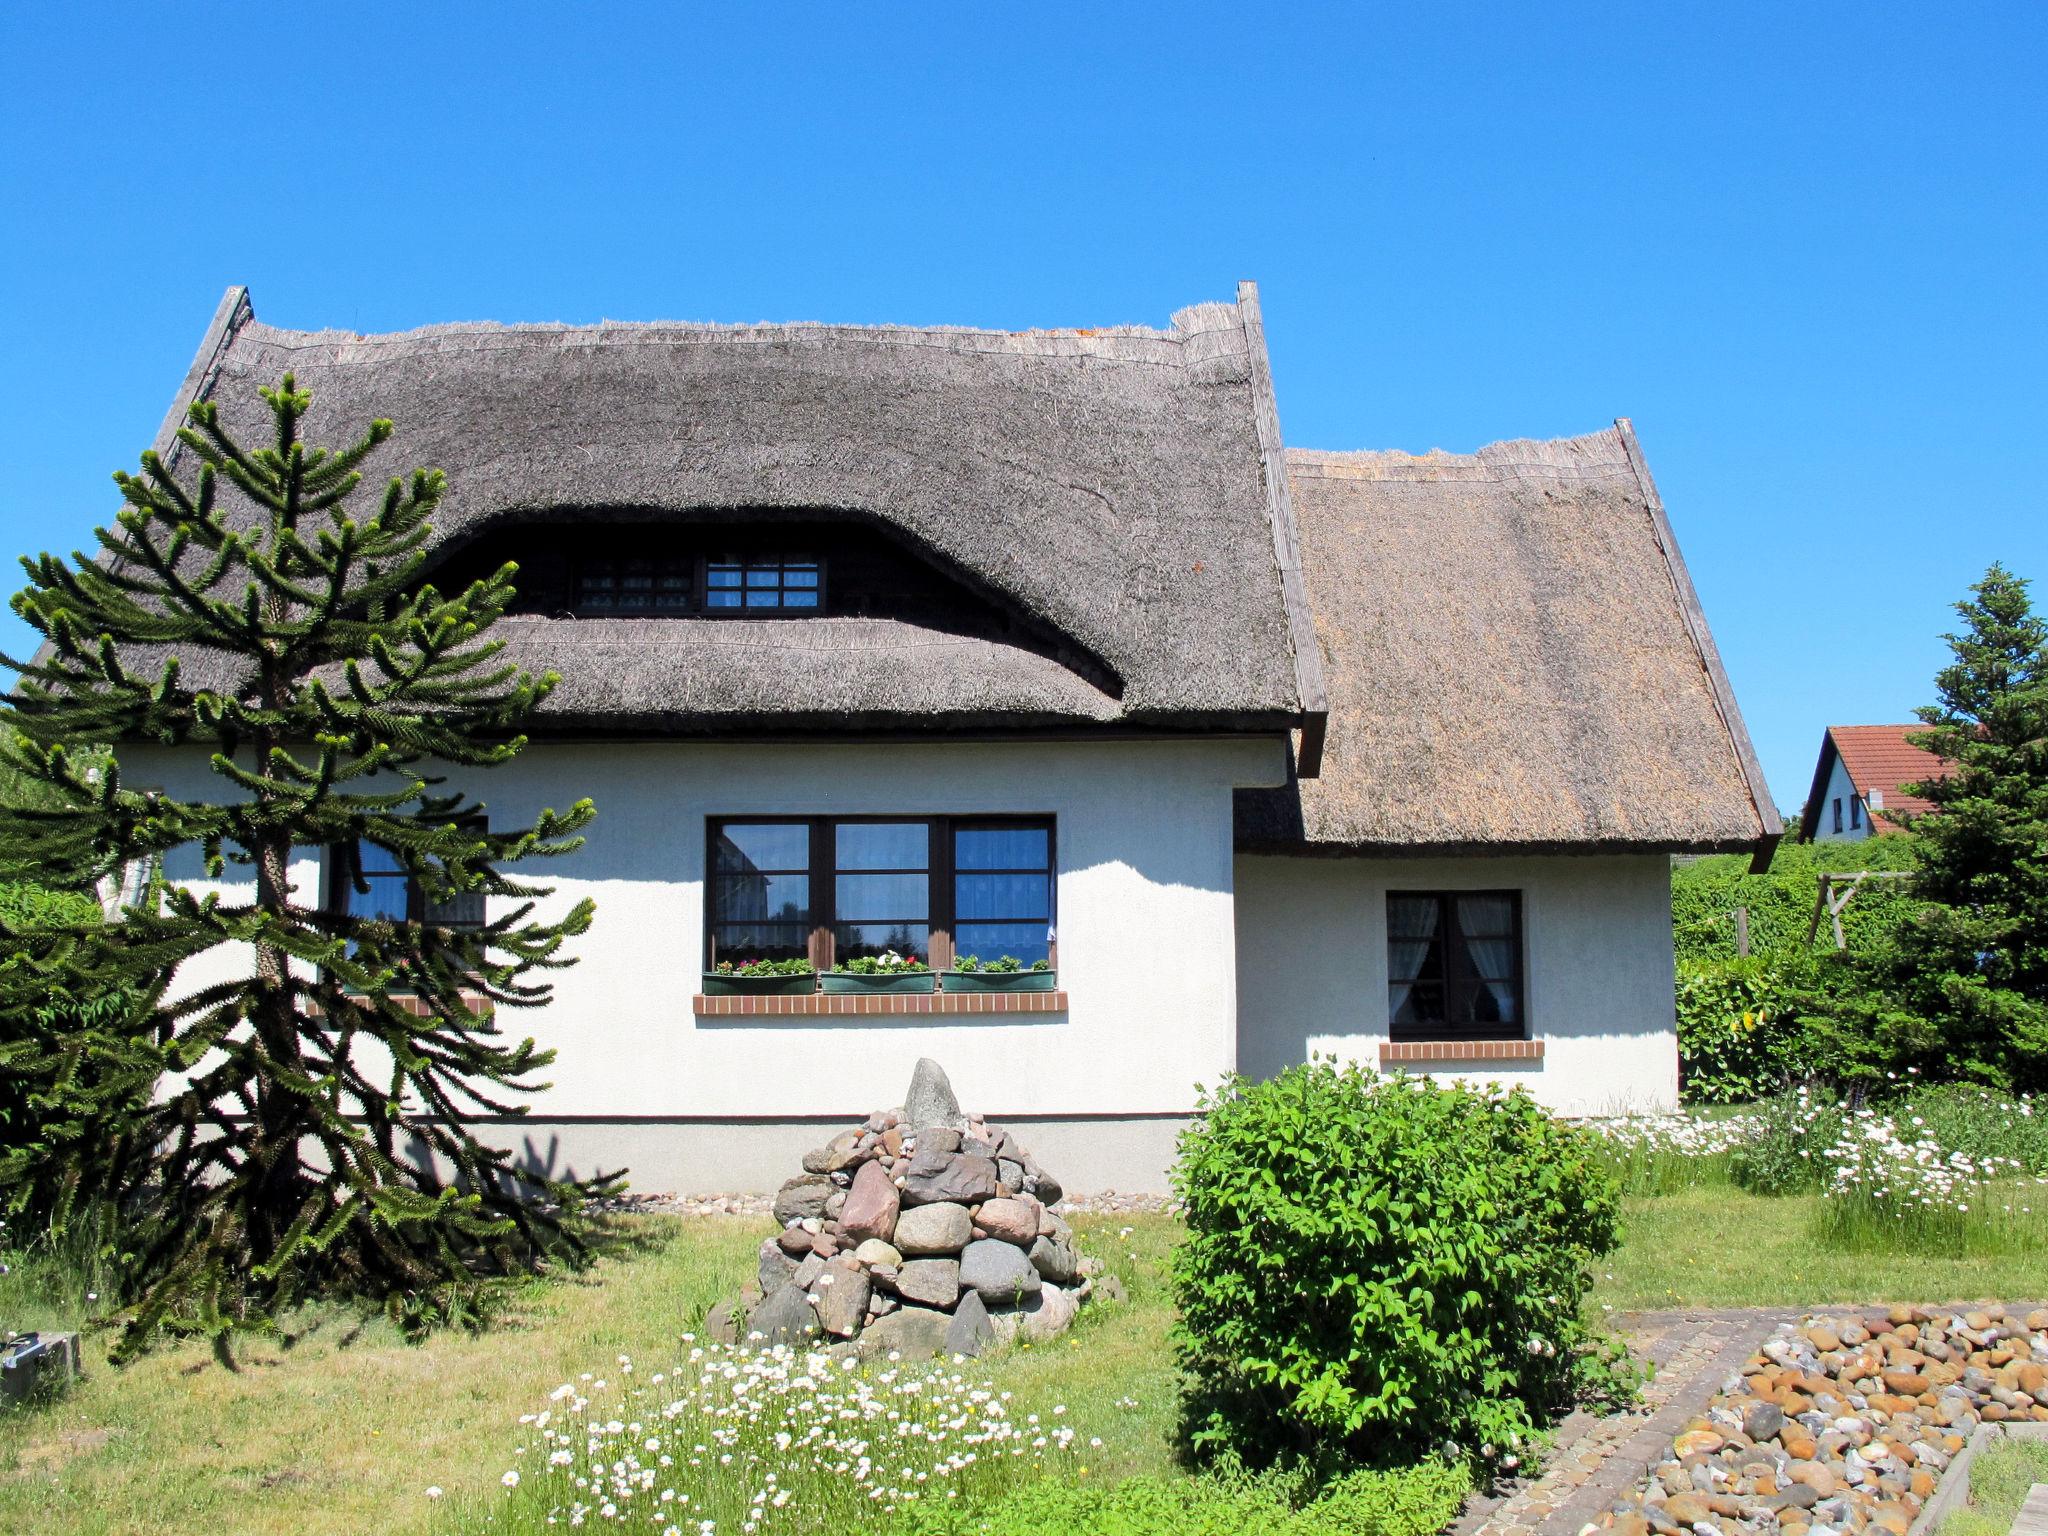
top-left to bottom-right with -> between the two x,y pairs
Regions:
127,284 -> 1780,1193
1798,725 -> 1948,842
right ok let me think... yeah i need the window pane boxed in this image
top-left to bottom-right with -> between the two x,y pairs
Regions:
351,875 -> 410,924
712,921 -> 811,962
744,588 -> 782,608
706,588 -> 742,609
784,566 -> 819,588
745,567 -> 780,588
424,890 -> 485,929
1455,895 -> 1515,937
711,873 -> 810,924
782,588 -> 819,609
836,873 -> 928,920
359,841 -> 407,878
954,826 -> 1049,871
836,922 -> 929,962
714,823 -> 810,875
953,921 -> 1051,969
1392,982 -> 1445,1025
835,822 -> 928,870
708,566 -> 742,588
955,872 -> 1049,921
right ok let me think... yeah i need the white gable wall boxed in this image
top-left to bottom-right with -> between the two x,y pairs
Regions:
1234,852 -> 1678,1114
1810,753 -> 1870,841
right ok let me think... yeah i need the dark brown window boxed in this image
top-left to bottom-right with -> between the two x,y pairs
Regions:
574,554 -> 694,616
705,815 -> 1054,971
1387,890 -> 1523,1040
706,556 -> 821,613
324,836 -> 485,929
1832,797 -> 1844,833
1850,796 -> 1862,830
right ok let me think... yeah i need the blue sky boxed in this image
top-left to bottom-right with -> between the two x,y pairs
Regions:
2,3 -> 2041,811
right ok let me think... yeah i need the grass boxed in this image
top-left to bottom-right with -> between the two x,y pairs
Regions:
1937,1436 -> 2048,1536
1595,1187 -> 2048,1310
3,1187 -> 2043,1535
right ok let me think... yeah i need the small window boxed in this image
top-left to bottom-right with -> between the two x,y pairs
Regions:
707,556 -> 821,613
574,554 -> 694,616
1832,797 -> 1843,834
326,836 -> 485,929
1387,890 -> 1523,1040
1850,797 -> 1862,830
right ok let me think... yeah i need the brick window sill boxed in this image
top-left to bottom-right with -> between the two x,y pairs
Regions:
1380,1039 -> 1544,1065
693,991 -> 1069,1018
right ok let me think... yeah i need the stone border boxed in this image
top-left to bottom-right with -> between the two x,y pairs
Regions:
1906,1422 -> 2048,1536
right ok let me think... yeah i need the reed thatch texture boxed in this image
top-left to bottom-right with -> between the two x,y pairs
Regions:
143,287 -> 1318,734
1236,425 -> 1779,854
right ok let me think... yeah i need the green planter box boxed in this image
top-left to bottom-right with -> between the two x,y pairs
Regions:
942,969 -> 1057,993
701,971 -> 818,996
822,970 -> 937,995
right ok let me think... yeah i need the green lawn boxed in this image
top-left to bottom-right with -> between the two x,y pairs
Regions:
2,1193 -> 2043,1536
1937,1437 -> 2048,1536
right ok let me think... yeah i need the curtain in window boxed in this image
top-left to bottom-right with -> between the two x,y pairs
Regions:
1386,895 -> 1440,1019
1455,894 -> 1517,1021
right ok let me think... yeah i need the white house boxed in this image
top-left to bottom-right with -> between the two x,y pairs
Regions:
1797,725 -> 1945,841
123,284 -> 1780,1193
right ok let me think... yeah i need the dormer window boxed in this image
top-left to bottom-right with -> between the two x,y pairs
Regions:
707,556 -> 821,612
575,554 -> 694,615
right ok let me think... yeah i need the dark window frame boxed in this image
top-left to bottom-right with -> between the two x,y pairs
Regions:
564,547 -> 828,620
1850,796 -> 1862,830
1832,797 -> 1844,833
705,554 -> 825,616
704,814 -> 1056,974
1385,889 -> 1526,1042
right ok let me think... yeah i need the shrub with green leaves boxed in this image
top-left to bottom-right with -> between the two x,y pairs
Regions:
1171,1061 -> 1628,1475
1675,956 -> 1817,1103
894,1460 -> 1470,1536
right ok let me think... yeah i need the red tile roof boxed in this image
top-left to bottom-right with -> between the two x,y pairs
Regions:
1801,725 -> 1952,837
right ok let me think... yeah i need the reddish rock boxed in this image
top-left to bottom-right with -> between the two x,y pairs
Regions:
837,1159 -> 901,1246
976,1197 -> 1039,1245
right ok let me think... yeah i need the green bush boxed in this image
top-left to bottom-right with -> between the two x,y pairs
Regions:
1170,1061 -> 1628,1475
1675,956 -> 1817,1103
894,1461 -> 1470,1536
1672,840 -> 1918,966
0,881 -> 100,931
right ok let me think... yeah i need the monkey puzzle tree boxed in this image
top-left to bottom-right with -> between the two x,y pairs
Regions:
0,376 -> 606,1354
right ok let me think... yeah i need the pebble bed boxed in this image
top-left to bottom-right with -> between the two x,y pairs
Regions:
1584,1306 -> 2048,1536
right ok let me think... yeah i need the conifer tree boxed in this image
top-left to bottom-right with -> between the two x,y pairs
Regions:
1814,564 -> 2048,1091
0,376 -> 607,1354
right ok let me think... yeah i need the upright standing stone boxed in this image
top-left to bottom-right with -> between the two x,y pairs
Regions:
903,1057 -> 968,1133
945,1289 -> 994,1357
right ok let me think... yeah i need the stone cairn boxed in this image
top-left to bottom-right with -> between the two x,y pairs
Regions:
1590,1305 -> 2048,1536
709,1059 -> 1099,1361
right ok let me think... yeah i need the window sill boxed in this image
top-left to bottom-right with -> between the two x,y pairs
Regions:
693,991 -> 1068,1018
1380,1039 -> 1543,1065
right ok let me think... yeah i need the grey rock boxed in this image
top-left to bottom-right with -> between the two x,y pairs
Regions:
1095,1273 -> 1127,1305
812,1259 -> 871,1338
895,1202 -> 973,1254
1743,1401 -> 1786,1442
759,1239 -> 799,1293
904,1057 -> 967,1133
704,1297 -> 745,1346
919,1127 -> 963,1155
1028,1235 -> 1080,1284
991,1282 -> 1080,1344
772,1175 -> 835,1225
747,1284 -> 820,1348
998,1158 -> 1026,1189
1032,1168 -> 1064,1206
959,1237 -> 1042,1302
944,1289 -> 994,1357
894,1258 -> 962,1308
860,1305 -> 955,1361
791,1253 -> 827,1291
803,1128 -> 865,1174
900,1148 -> 999,1206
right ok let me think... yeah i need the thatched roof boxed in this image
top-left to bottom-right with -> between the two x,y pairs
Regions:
1236,424 -> 1780,858
145,285 -> 1324,739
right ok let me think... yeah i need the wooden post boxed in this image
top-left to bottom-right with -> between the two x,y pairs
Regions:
1734,906 -> 1751,958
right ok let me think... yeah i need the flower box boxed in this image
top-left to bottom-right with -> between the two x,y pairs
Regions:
700,970 -> 818,996
1,1331 -> 80,1406
821,970 -> 937,995
942,969 -> 1057,993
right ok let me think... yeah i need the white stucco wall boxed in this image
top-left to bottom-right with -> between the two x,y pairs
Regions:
1810,755 -> 1870,842
130,737 -> 1282,1141
1234,853 -> 1679,1114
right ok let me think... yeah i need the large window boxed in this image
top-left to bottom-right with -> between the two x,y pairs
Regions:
705,816 -> 1054,970
1386,890 -> 1523,1040
325,837 -> 485,929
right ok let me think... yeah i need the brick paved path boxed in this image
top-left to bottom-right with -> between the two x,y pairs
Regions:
1451,1309 -> 1788,1536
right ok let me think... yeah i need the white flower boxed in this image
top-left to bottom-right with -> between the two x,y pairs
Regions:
424,1487 -> 444,1500
502,1469 -> 521,1487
